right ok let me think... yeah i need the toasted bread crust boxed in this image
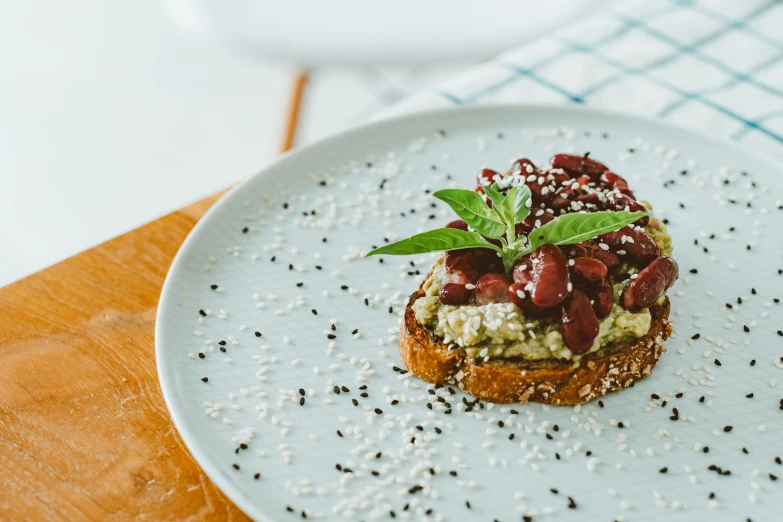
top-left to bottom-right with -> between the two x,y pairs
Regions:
400,283 -> 672,405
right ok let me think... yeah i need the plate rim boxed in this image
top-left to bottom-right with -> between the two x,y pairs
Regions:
155,103 -> 783,520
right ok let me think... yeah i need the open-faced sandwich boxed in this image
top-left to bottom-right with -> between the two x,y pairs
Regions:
368,154 -> 678,404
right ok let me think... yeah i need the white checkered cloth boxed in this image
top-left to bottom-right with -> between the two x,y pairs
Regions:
383,0 -> 783,162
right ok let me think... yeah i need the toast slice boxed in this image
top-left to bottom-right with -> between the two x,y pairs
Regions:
400,278 -> 672,405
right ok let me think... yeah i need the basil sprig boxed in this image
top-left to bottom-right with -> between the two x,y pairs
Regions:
363,228 -> 500,257
366,182 -> 646,276
431,189 -> 505,238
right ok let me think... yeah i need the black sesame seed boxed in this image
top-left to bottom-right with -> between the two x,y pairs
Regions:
201,377 -> 208,382
327,334 -> 336,339
210,284 -> 218,290
198,353 -> 205,359
744,325 -> 750,333
691,333 -> 700,340
233,463 -> 240,470
254,473 -> 260,479
242,227 -> 248,234
449,470 -> 457,477
336,430 -> 343,437
296,282 -> 303,287
341,386 -> 349,392
198,309 -> 206,316
219,347 -> 226,352
714,359 -> 722,366
659,467 -> 668,473
352,399 -> 358,406
742,447 -> 749,454
311,309 -> 317,315
724,426 -> 733,432
747,393 -> 754,398
550,488 -> 558,494
750,359 -> 756,366
255,331 -> 262,337
299,398 -> 305,406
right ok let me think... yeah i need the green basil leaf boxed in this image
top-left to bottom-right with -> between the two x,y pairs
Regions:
501,185 -> 532,225
432,189 -> 505,238
366,228 -> 496,257
527,210 -> 646,250
483,184 -> 506,218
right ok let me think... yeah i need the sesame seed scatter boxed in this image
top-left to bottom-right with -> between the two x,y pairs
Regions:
157,110 -> 783,521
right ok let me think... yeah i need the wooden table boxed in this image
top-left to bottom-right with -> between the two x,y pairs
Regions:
0,192 -> 254,520
0,73 -> 309,520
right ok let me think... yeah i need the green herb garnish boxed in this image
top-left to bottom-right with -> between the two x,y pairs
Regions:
367,184 -> 645,276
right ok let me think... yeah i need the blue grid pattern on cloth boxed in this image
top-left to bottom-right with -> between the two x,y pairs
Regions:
385,0 -> 783,161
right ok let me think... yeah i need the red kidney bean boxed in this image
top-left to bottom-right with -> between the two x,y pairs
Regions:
605,191 -> 649,226
509,158 -> 539,178
507,282 -> 527,308
445,219 -> 468,231
574,192 -> 602,209
576,242 -> 621,270
598,226 -> 659,262
571,257 -> 608,282
439,269 -> 474,305
585,279 -> 614,319
439,283 -> 473,305
445,249 -> 503,281
515,211 -> 555,237
530,244 -> 571,308
475,273 -> 511,306
621,256 -> 679,312
512,257 -> 534,285
510,159 -> 557,204
551,154 -> 608,180
507,282 -> 556,318
477,168 -> 499,188
551,175 -> 593,211
600,170 -> 635,198
560,290 -> 600,354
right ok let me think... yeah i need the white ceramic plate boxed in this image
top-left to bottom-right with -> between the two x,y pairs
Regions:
157,105 -> 783,522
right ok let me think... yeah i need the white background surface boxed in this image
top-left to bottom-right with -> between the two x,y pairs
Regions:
0,1 -> 476,287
